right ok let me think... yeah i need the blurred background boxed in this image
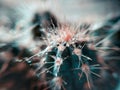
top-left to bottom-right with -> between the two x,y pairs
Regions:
0,0 -> 120,24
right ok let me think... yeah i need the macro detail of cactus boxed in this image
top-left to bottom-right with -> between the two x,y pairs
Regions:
0,2 -> 120,90
14,17 -> 120,90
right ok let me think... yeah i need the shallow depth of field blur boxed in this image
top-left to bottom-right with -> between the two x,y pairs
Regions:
0,0 -> 120,90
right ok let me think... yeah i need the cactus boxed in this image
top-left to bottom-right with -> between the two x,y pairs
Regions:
0,10 -> 120,90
